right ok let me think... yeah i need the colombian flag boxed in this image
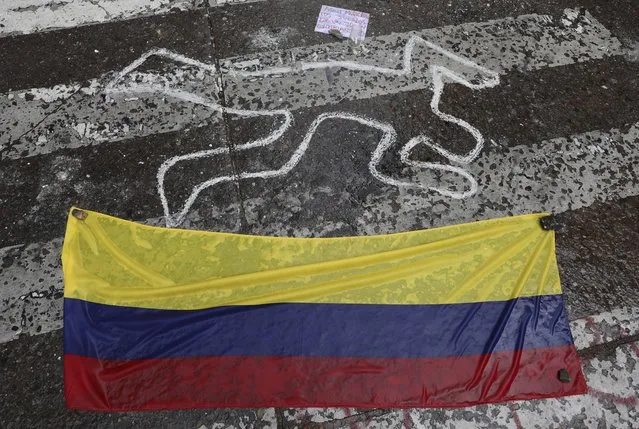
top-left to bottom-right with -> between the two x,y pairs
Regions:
62,208 -> 587,411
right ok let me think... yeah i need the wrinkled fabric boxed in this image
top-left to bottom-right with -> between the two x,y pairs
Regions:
62,208 -> 587,411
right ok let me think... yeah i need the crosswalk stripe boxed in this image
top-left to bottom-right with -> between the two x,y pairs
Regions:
2,121 -> 638,343
222,9 -> 622,111
1,66 -> 221,160
0,0 -> 200,37
0,8 -> 623,161
0,0 -> 263,38
3,55 -> 635,248
359,122 -> 639,234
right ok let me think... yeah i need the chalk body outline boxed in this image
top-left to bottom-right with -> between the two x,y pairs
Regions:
105,38 -> 500,227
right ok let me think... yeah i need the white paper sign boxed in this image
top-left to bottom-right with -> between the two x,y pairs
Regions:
314,5 -> 369,41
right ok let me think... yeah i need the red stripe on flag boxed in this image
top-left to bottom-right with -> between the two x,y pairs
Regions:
65,345 -> 586,411
64,345 -> 587,411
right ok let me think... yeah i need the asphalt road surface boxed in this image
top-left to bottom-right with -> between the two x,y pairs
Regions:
1,0 -> 638,428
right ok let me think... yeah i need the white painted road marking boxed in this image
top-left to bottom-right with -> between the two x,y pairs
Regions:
0,0 -> 264,37
357,123 -> 639,235
0,9 -> 622,161
0,1 -> 198,37
0,61 -> 221,159
2,122 -> 638,343
222,9 -> 622,111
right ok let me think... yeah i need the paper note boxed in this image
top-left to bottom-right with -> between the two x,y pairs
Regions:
314,5 -> 369,41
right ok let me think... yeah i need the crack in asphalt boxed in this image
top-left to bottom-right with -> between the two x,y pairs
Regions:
578,333 -> 639,360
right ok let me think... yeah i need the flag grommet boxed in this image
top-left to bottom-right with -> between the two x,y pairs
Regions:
71,209 -> 88,220
540,214 -> 559,231
558,368 -> 571,383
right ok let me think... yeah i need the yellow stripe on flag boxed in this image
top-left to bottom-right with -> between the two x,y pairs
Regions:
62,208 -> 562,310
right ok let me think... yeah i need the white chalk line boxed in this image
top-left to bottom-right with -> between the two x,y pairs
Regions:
3,8 -> 622,161
106,38 -> 499,227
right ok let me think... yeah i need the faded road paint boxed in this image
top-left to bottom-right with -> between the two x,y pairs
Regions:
357,122 -> 639,235
0,0 -> 264,38
0,1 -> 200,37
0,9 -> 622,161
0,64 -> 220,160
222,9 -> 622,111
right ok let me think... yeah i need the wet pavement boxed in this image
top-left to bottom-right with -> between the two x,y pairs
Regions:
0,0 -> 638,427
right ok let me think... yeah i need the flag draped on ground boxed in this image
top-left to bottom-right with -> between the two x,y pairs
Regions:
62,208 -> 586,411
